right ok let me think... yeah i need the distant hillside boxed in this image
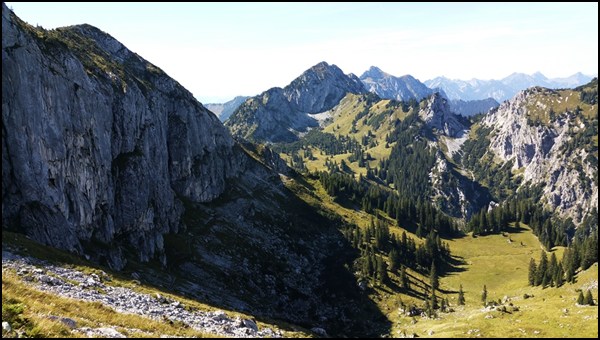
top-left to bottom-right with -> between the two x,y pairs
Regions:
205,95 -> 249,122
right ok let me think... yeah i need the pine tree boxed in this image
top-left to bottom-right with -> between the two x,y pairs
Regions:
376,256 -> 389,284
562,248 -> 575,283
400,265 -> 409,289
430,262 -> 439,291
482,285 -> 488,306
577,291 -> 585,305
458,284 -> 465,305
528,258 -> 537,286
584,290 -> 595,306
536,251 -> 548,286
430,291 -> 438,310
554,265 -> 564,287
549,253 -> 558,287
388,249 -> 399,272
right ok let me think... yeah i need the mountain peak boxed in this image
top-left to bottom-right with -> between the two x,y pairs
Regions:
226,62 -> 367,142
360,66 -> 433,101
360,66 -> 388,79
419,93 -> 466,138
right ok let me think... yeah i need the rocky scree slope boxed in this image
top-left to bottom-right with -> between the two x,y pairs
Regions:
2,247 -> 280,338
226,61 -> 368,142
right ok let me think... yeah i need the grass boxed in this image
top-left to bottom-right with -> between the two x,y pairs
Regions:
283,176 -> 598,338
1,231 -> 311,338
523,88 -> 598,125
392,225 -> 598,338
1,271 -> 215,338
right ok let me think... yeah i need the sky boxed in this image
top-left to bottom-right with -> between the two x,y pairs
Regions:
6,2 -> 599,103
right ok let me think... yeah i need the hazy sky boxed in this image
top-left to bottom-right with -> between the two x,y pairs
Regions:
6,2 -> 599,103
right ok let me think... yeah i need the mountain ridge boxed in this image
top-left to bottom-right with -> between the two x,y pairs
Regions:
226,61 -> 368,142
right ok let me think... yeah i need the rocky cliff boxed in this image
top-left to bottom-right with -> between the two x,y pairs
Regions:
2,5 -> 244,270
226,62 -> 367,142
480,84 -> 598,224
419,93 -> 468,138
2,7 -> 385,335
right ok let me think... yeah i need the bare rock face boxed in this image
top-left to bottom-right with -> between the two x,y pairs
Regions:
419,93 -> 467,138
1,4 -> 244,269
481,87 -> 598,224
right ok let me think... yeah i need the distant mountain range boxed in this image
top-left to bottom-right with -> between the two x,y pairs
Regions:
205,96 -> 249,121
216,67 -> 591,119
425,72 -> 594,102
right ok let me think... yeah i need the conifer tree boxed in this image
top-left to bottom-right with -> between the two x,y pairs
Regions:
430,261 -> 439,291
376,256 -> 389,284
400,265 -> 409,289
537,251 -> 548,286
458,284 -> 465,305
549,253 -> 558,286
430,290 -> 438,310
528,258 -> 537,286
482,285 -> 488,306
584,290 -> 595,306
577,291 -> 585,305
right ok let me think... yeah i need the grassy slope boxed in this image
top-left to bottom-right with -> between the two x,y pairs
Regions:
281,93 -> 412,178
524,88 -> 597,125
285,176 -> 598,338
396,226 -> 598,338
1,231 -> 311,338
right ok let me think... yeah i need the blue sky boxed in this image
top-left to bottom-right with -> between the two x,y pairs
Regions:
6,2 -> 598,103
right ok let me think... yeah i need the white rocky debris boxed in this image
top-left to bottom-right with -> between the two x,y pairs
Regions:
2,249 -> 281,338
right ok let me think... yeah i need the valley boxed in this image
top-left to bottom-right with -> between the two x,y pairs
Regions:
2,3 -> 598,338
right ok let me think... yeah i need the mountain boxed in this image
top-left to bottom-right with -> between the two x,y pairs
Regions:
425,72 -> 593,102
478,82 -> 598,224
551,72 -> 594,88
2,6 -> 384,335
359,66 -> 433,101
425,76 -> 513,101
2,6 -> 243,270
359,66 -> 499,116
448,97 -> 499,116
205,95 -> 249,122
418,93 -> 467,138
225,61 -> 368,142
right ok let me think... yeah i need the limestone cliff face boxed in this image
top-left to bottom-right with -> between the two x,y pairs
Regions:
481,86 -> 598,224
1,5 -> 244,269
419,93 -> 468,138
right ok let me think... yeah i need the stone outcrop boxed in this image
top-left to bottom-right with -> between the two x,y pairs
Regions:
419,93 -> 468,138
480,86 -> 598,223
2,4 -> 244,269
